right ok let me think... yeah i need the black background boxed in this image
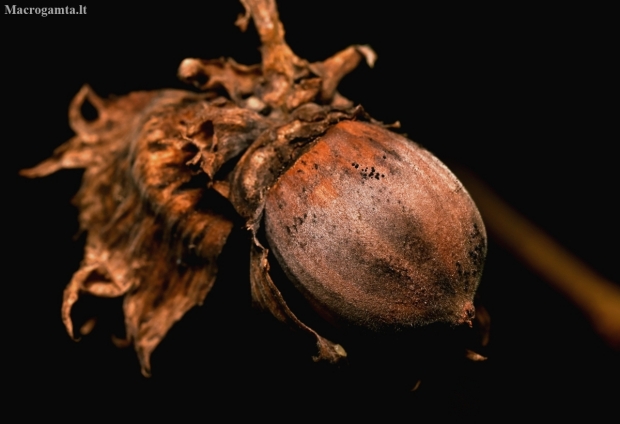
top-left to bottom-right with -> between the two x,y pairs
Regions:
4,1 -> 618,416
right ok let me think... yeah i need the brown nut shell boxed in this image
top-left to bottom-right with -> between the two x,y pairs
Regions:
264,120 -> 486,331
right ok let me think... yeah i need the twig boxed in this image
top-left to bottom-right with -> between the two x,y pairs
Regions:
237,0 -> 301,109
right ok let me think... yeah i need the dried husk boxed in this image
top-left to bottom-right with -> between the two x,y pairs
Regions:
23,87 -> 273,374
21,0 -> 386,372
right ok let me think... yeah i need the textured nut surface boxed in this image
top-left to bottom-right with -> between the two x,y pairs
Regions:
264,120 -> 486,331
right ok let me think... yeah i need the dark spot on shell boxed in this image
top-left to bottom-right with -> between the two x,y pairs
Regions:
435,275 -> 456,296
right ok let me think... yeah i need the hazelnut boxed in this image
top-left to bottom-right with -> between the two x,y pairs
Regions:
263,120 -> 486,333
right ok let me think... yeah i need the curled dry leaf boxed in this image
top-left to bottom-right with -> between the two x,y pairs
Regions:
23,87 -> 259,375
22,0 -> 487,376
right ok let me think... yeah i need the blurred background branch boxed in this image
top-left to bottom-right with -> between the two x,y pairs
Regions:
457,169 -> 620,350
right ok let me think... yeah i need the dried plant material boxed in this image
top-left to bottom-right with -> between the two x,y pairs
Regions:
22,0 -> 488,376
250,243 -> 347,362
178,58 -> 262,102
24,88 -> 248,375
465,350 -> 488,362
